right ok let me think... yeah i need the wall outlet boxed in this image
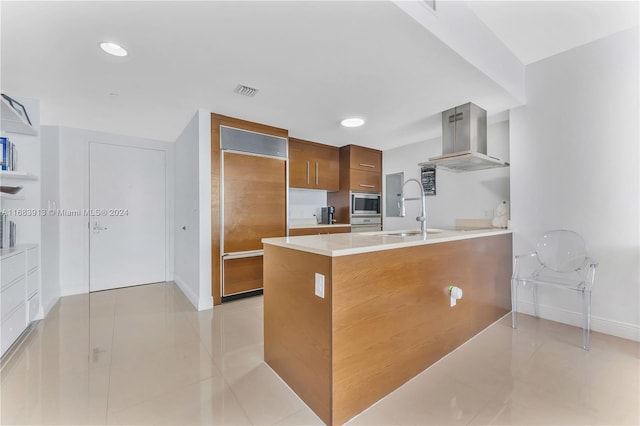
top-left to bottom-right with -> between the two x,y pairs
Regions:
314,273 -> 325,298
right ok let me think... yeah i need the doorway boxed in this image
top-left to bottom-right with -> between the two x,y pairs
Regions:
88,142 -> 166,292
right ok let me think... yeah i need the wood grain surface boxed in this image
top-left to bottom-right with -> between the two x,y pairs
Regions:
348,169 -> 382,192
211,113 -> 288,305
223,256 -> 263,296
263,245 -> 333,424
288,138 -> 339,191
222,151 -> 286,253
263,233 -> 512,425
330,234 -> 512,424
347,144 -> 382,172
211,117 -> 222,305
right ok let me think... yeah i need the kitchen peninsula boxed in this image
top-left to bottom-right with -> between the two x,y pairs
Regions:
262,228 -> 512,425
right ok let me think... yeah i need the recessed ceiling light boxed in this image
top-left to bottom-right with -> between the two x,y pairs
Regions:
341,117 -> 365,128
99,42 -> 128,57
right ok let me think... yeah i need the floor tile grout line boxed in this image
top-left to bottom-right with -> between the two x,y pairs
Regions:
100,292 -> 118,424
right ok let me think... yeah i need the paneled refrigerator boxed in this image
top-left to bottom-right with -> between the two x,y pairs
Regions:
220,126 -> 287,301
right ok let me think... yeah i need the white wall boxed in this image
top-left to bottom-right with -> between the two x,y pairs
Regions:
289,188 -> 328,222
53,127 -> 175,297
40,125 -> 61,315
383,120 -> 510,231
173,109 -> 212,311
510,28 -> 639,341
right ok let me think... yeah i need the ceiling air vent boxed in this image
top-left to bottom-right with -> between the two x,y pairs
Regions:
233,84 -> 259,97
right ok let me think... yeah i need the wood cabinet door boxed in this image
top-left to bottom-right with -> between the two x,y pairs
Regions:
289,138 -> 339,191
223,256 -> 263,296
313,145 -> 339,191
349,169 -> 382,192
223,152 -> 287,253
349,145 -> 382,173
288,138 -> 312,189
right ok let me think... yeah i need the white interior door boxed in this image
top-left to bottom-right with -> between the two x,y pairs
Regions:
89,143 -> 166,292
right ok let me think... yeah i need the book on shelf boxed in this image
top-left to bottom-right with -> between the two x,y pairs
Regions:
0,136 -> 18,171
0,211 -> 16,249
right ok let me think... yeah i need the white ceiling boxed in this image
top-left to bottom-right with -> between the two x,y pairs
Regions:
467,1 -> 639,65
1,1 -> 637,150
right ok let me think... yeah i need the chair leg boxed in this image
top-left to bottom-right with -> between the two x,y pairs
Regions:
532,283 -> 540,319
511,279 -> 518,329
582,290 -> 592,351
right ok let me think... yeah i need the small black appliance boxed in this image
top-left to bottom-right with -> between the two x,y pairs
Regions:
320,206 -> 335,224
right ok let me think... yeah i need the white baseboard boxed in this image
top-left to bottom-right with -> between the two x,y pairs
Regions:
172,274 -> 199,309
172,275 -> 212,311
197,295 -> 213,311
42,295 -> 60,318
517,300 -> 640,342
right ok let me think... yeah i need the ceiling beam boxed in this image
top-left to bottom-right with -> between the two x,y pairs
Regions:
393,0 -> 525,105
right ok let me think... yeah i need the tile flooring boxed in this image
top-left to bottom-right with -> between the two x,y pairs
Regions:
1,282 -> 638,425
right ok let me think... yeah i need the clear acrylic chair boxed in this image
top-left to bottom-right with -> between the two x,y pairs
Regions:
511,230 -> 598,350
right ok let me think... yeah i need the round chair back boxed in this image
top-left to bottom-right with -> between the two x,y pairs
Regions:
536,230 -> 587,272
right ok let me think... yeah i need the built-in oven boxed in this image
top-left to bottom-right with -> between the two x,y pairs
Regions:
351,191 -> 381,216
350,191 -> 382,232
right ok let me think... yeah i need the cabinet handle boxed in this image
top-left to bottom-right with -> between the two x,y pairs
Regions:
306,160 -> 310,185
315,162 -> 319,185
359,163 -> 375,168
359,184 -> 375,188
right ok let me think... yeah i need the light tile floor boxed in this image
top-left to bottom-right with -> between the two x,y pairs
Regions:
1,282 -> 638,425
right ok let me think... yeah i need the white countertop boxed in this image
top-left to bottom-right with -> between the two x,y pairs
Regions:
263,228 -> 512,257
0,243 -> 38,260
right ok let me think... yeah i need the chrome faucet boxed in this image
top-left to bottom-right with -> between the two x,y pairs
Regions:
400,178 -> 427,236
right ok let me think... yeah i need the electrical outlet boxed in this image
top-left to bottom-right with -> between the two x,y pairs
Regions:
314,273 -> 325,298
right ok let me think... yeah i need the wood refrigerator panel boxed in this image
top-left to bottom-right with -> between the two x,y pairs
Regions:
222,151 -> 287,254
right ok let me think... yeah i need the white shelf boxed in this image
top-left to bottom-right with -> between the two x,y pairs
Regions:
1,97 -> 37,136
0,192 -> 24,200
0,171 -> 38,181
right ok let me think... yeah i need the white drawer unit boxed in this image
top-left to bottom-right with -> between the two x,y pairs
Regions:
27,269 -> 39,299
1,244 -> 39,358
1,277 -> 26,321
1,251 -> 26,288
27,292 -> 40,323
27,247 -> 39,272
1,303 -> 27,356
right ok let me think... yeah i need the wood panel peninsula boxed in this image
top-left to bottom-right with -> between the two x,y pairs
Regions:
262,228 -> 513,425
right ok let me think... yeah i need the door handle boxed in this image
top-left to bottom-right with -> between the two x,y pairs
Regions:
93,220 -> 108,232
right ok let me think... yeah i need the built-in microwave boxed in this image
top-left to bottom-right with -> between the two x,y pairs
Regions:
351,191 -> 381,216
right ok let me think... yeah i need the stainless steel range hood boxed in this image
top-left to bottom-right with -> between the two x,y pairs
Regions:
420,102 -> 509,172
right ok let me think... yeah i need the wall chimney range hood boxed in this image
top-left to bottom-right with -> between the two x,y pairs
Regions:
420,102 -> 509,172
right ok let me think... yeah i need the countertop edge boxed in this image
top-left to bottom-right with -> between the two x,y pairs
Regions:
263,229 -> 512,257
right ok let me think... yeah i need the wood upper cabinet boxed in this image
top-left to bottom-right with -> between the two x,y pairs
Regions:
347,145 -> 382,173
328,144 -> 383,224
289,138 -> 339,191
349,169 -> 382,192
